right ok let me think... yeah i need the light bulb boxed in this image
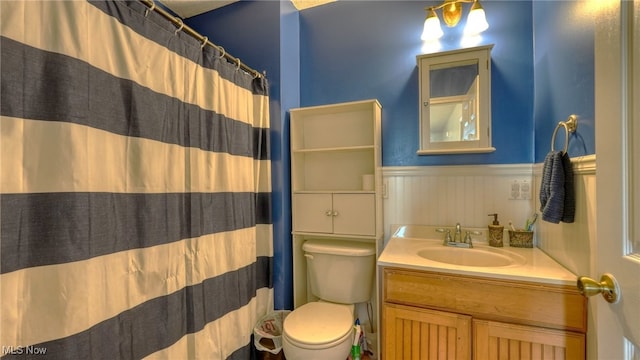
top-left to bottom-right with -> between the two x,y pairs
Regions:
465,1 -> 489,35
421,9 -> 443,41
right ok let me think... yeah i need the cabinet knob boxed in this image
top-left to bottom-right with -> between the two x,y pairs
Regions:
325,210 -> 333,216
332,211 -> 339,217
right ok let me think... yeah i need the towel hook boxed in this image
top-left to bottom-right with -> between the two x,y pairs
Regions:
551,114 -> 578,154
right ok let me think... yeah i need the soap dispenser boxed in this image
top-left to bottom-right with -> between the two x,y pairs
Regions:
488,213 -> 504,247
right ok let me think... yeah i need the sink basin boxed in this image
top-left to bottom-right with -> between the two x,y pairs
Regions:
417,247 -> 526,267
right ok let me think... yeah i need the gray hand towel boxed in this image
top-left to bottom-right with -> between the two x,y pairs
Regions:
539,151 -> 575,224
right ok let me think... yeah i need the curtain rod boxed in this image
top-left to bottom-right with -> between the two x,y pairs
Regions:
140,0 -> 263,79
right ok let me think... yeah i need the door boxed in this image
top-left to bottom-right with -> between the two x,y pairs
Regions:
332,193 -> 376,236
594,1 -> 640,358
383,303 -> 471,360
293,193 -> 333,233
473,320 -> 584,359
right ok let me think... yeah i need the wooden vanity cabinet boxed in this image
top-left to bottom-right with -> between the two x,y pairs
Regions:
382,268 -> 587,359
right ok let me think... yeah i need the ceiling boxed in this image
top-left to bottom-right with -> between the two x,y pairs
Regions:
160,0 -> 336,18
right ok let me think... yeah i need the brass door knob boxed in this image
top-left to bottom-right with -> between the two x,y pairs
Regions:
577,273 -> 620,304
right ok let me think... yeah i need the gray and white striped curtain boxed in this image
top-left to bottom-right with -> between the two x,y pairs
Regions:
1,1 -> 273,359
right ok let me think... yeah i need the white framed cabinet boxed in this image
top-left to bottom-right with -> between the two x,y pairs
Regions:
289,99 -> 383,348
290,99 -> 382,242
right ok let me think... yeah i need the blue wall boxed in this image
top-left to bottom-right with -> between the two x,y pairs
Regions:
186,0 -> 596,310
532,1 -> 595,162
300,1 -> 534,166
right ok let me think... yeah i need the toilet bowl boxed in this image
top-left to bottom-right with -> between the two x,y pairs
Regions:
283,239 -> 375,360
282,301 -> 354,360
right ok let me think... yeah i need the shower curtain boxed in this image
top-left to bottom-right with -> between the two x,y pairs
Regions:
0,1 -> 273,359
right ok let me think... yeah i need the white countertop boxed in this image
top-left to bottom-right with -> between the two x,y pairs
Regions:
378,226 -> 577,286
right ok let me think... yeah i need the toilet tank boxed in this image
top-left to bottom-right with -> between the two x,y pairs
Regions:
302,239 -> 376,304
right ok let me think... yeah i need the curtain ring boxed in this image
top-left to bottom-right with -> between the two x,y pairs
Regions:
174,19 -> 184,35
200,36 -> 208,49
218,46 -> 226,59
144,2 -> 155,17
235,58 -> 241,71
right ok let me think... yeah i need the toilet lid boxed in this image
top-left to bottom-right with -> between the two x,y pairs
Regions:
283,302 -> 353,346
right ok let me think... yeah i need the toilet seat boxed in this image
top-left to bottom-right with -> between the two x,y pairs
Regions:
283,302 -> 353,349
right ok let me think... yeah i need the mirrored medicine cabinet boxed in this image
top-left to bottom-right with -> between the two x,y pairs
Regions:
417,44 -> 494,155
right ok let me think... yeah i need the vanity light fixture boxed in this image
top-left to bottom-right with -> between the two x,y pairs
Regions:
421,0 -> 489,41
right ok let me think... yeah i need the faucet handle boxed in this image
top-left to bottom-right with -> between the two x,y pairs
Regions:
464,231 -> 474,248
444,230 -> 452,245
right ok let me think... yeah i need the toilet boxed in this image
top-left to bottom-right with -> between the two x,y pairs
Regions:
282,239 -> 376,360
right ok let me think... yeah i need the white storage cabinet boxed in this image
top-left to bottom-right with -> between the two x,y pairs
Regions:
289,99 -> 383,318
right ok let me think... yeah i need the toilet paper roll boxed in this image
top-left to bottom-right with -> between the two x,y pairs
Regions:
362,174 -> 374,191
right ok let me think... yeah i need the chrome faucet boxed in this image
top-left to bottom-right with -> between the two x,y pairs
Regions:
437,223 -> 474,248
453,223 -> 462,243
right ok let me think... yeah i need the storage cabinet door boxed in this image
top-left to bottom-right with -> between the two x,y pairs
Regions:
383,303 -> 471,360
473,320 -> 585,360
332,193 -> 375,236
293,193 -> 333,233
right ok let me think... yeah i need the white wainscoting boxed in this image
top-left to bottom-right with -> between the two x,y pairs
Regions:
532,155 -> 595,276
534,154 -> 596,360
382,164 -> 534,244
382,156 -> 595,277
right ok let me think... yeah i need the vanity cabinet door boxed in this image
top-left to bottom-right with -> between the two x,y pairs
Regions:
383,303 -> 471,360
473,320 -> 585,360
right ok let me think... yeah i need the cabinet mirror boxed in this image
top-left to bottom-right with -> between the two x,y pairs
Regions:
417,45 -> 494,154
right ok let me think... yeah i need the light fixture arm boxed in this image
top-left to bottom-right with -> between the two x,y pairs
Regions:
425,0 -> 475,12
